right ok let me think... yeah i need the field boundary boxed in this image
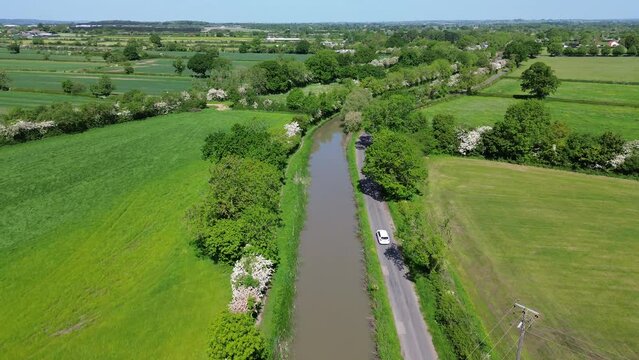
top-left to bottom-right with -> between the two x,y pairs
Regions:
475,92 -> 639,108
504,75 -> 639,86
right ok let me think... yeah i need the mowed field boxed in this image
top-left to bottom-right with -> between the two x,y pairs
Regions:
510,56 -> 639,83
422,56 -> 639,140
426,157 -> 639,359
0,109 -> 293,358
420,96 -> 639,139
0,91 -> 95,113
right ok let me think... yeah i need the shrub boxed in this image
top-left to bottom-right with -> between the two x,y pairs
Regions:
208,311 -> 267,360
61,80 -> 86,95
286,88 -> 305,110
124,65 -> 135,74
0,71 -> 11,91
90,76 -> 115,97
7,42 -> 20,54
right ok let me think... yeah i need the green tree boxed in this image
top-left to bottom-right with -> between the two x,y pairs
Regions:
520,62 -> 560,99
124,65 -> 134,74
362,130 -> 427,200
255,60 -> 291,93
612,45 -> 627,57
617,152 -> 639,176
600,46 -> 612,56
305,50 -> 340,84
208,311 -> 266,360
123,40 -> 141,61
563,132 -> 625,170
89,75 -> 115,97
188,53 -> 215,77
0,71 -> 11,91
362,94 -> 416,133
239,43 -> 250,53
432,114 -> 458,154
622,33 -> 638,49
547,42 -> 563,56
504,40 -> 541,67
61,79 -> 86,95
172,58 -> 186,75
149,34 -> 162,48
206,156 -> 281,219
295,40 -> 311,54
7,42 -> 20,54
481,101 -> 556,163
627,46 -> 638,56
286,88 -> 305,110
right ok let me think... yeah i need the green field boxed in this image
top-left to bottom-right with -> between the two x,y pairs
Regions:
0,109 -> 293,358
5,71 -> 195,95
510,56 -> 639,83
426,156 -> 639,359
0,91 -> 95,113
482,78 -> 639,106
420,96 -> 639,139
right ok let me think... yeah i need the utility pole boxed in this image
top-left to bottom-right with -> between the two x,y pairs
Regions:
514,303 -> 540,360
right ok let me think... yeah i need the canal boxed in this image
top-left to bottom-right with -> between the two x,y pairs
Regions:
292,119 -> 374,359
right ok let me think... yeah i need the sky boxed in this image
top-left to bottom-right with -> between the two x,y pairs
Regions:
3,0 -> 639,23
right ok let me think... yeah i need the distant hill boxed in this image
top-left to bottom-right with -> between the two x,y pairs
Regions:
0,19 -> 74,25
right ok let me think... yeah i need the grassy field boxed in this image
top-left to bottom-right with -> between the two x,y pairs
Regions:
482,78 -> 639,106
0,91 -> 95,113
426,156 -> 639,359
510,56 -> 639,83
420,96 -> 639,139
0,109 -> 293,359
5,71 -> 195,95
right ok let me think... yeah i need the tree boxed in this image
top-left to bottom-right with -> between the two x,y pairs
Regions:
255,60 -> 290,93
0,71 -> 11,91
362,130 -> 427,200
295,40 -> 311,54
305,50 -> 340,84
90,75 -> 115,97
172,58 -> 186,75
481,101 -> 556,163
520,62 -> 560,99
432,114 -> 458,154
208,311 -> 266,360
149,34 -> 162,48
563,132 -> 624,169
188,53 -> 215,77
239,43 -> 250,53
627,46 -> 638,56
612,45 -> 627,57
286,88 -> 305,110
7,42 -> 20,54
600,46 -> 612,56
622,33 -> 638,49
123,40 -> 140,61
124,65 -> 134,74
362,94 -> 416,133
61,79 -> 86,95
205,156 -> 281,220
547,42 -> 563,57
504,40 -> 541,67
587,45 -> 599,56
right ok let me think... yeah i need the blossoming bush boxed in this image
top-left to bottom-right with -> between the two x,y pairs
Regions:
284,121 -> 301,138
207,88 -> 228,101
229,255 -> 274,314
458,126 -> 492,156
0,120 -> 56,144
610,140 -> 639,168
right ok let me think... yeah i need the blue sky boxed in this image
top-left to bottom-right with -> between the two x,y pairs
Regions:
3,0 -> 639,22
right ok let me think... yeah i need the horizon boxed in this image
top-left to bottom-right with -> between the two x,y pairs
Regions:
3,0 -> 639,24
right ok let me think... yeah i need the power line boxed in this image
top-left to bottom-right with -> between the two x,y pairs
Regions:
527,330 -> 610,360
514,303 -> 540,360
468,304 -> 518,358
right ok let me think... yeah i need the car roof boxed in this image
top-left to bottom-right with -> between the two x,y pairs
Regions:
377,229 -> 389,237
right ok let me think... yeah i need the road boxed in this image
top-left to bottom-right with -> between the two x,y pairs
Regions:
354,134 -> 438,360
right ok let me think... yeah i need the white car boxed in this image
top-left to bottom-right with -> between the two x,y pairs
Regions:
375,229 -> 391,245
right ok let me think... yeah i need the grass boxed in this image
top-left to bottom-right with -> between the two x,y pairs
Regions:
5,71 -> 195,95
510,56 -> 639,83
481,78 -> 639,107
0,109 -> 294,359
425,156 -> 639,359
0,91 -> 95,113
420,96 -> 639,139
345,133 -> 403,360
260,118 -> 320,359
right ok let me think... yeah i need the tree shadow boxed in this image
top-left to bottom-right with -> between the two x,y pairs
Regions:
513,94 -> 537,100
355,133 -> 372,150
383,244 -> 405,272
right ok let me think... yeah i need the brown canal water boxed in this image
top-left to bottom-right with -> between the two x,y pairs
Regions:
292,119 -> 374,359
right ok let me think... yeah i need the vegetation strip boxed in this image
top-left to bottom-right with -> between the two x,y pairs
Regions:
346,133 -> 403,360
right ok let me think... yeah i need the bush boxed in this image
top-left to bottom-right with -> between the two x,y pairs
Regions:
90,76 -> 115,97
286,88 -> 305,110
208,311 -> 267,360
124,65 -> 135,74
563,131 -> 625,170
7,42 -> 20,54
617,152 -> 639,176
61,79 -> 86,95
0,71 -> 11,91
201,123 -> 289,170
